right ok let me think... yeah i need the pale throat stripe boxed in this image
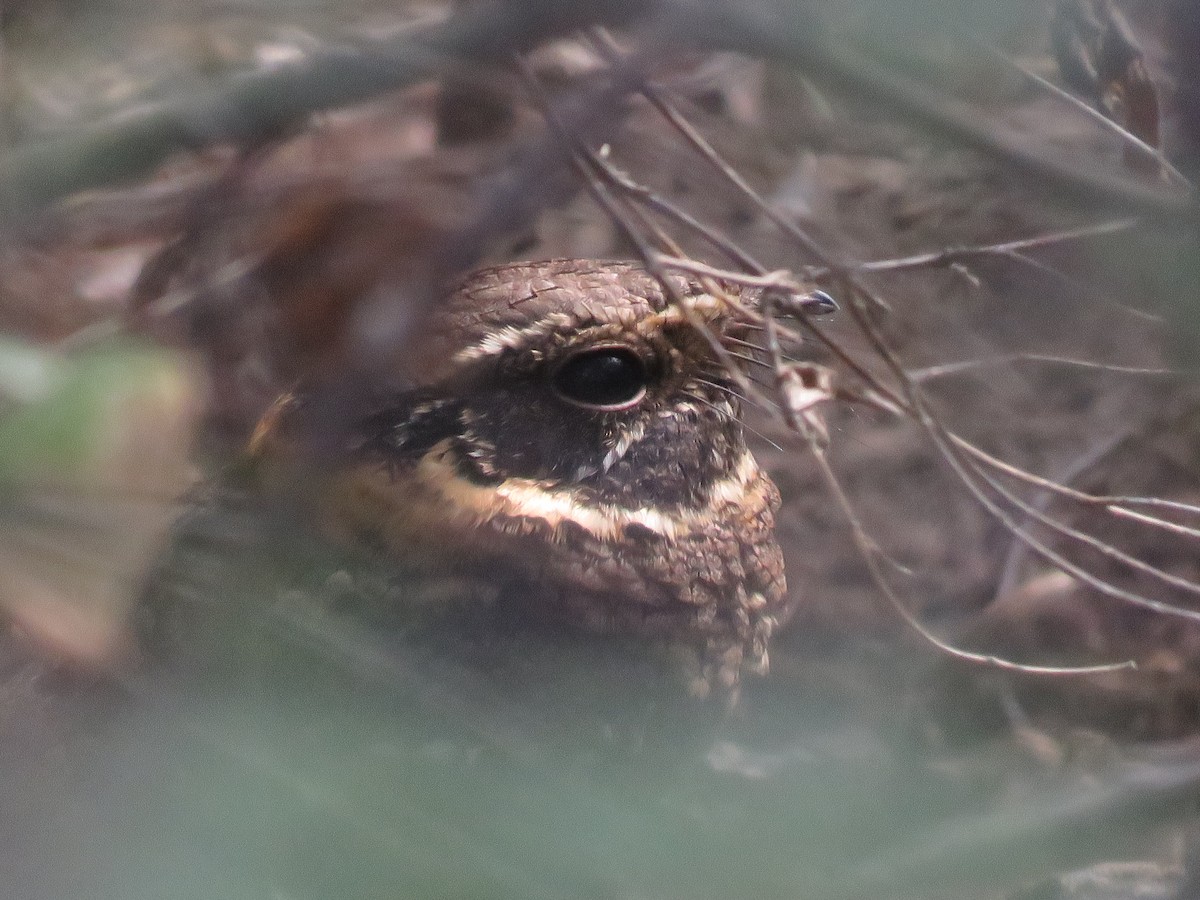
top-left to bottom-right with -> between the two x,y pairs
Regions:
414,439 -> 763,543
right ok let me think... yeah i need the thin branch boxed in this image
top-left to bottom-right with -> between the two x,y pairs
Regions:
986,46 -> 1194,191
809,441 -> 1135,675
587,151 -> 768,273
667,6 -> 1192,219
950,433 -> 1200,550
841,218 -> 1139,277
955,436 -> 1200,602
1106,497 -> 1200,519
908,353 -> 1178,382
993,428 -> 1134,601
828,254 -> 1200,624
591,26 -> 848,271
1106,504 -> 1200,540
943,423 -> 1200,622
649,255 -> 805,293
949,433 -> 1200,526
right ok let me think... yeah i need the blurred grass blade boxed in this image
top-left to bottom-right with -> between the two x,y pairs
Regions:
0,337 -> 203,666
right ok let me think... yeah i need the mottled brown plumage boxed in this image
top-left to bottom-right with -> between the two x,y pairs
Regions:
254,259 -> 788,685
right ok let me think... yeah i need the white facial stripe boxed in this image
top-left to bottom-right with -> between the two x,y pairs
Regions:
414,439 -> 763,544
451,313 -> 570,365
449,294 -> 729,366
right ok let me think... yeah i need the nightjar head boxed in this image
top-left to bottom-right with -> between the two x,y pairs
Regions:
256,259 -> 788,678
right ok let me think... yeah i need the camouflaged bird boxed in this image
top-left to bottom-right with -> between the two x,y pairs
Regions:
250,259 -> 790,689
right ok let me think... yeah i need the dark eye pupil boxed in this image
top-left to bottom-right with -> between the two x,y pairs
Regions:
553,347 -> 647,409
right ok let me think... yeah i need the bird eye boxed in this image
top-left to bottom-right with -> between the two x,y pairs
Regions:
552,346 -> 649,410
